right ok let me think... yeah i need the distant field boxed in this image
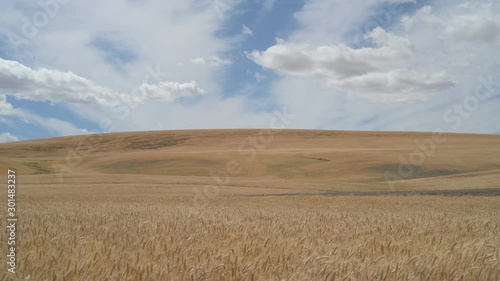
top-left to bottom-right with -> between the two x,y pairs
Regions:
0,129 -> 499,280
1,129 -> 500,194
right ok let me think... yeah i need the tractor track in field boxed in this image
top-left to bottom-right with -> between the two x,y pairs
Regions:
237,187 -> 500,197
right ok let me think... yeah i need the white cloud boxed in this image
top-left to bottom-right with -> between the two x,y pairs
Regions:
0,0 -> 271,138
191,57 -> 207,65
0,132 -> 19,143
254,0 -> 499,133
136,81 -> 205,101
403,4 -> 500,43
402,6 -> 437,32
20,113 -> 91,136
0,58 -> 206,106
190,56 -> 232,66
286,0 -> 416,46
212,0 -> 244,19
0,94 -> 18,116
0,0 -> 234,100
0,1 -> 269,137
0,0 -> 498,136
242,24 -> 254,36
327,70 -> 455,103
0,93 -> 91,136
249,27 -> 413,79
0,58 -> 121,106
254,72 -> 266,82
249,27 -> 456,102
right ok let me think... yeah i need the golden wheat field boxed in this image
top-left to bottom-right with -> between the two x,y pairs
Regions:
1,129 -> 500,280
4,194 -> 500,281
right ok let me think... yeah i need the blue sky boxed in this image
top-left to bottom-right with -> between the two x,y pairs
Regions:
0,0 -> 499,143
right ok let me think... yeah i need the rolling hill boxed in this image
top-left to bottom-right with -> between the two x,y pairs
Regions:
1,129 -> 500,280
1,129 -> 499,196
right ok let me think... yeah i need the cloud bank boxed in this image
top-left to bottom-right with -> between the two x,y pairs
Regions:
249,27 -> 455,102
0,58 -> 206,106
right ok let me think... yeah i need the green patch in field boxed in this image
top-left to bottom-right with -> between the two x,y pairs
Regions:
370,164 -> 466,181
24,162 -> 51,174
25,144 -> 66,152
266,162 -> 307,177
125,137 -> 188,150
296,155 -> 330,162
97,158 -> 221,175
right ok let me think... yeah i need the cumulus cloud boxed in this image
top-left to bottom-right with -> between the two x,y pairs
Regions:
0,0 -> 251,138
0,0 -> 498,136
0,58 -> 206,106
248,27 -> 455,102
136,81 -> 206,101
248,27 -> 412,79
259,0 -> 498,133
0,58 -> 121,105
0,132 -> 18,143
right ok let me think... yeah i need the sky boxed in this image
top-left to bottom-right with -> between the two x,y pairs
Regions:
0,0 -> 499,143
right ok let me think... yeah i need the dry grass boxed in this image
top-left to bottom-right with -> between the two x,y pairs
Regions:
0,191 -> 499,280
0,129 -> 499,280
1,129 -> 500,193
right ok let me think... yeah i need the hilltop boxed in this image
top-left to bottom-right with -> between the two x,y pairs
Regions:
1,129 -> 499,196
